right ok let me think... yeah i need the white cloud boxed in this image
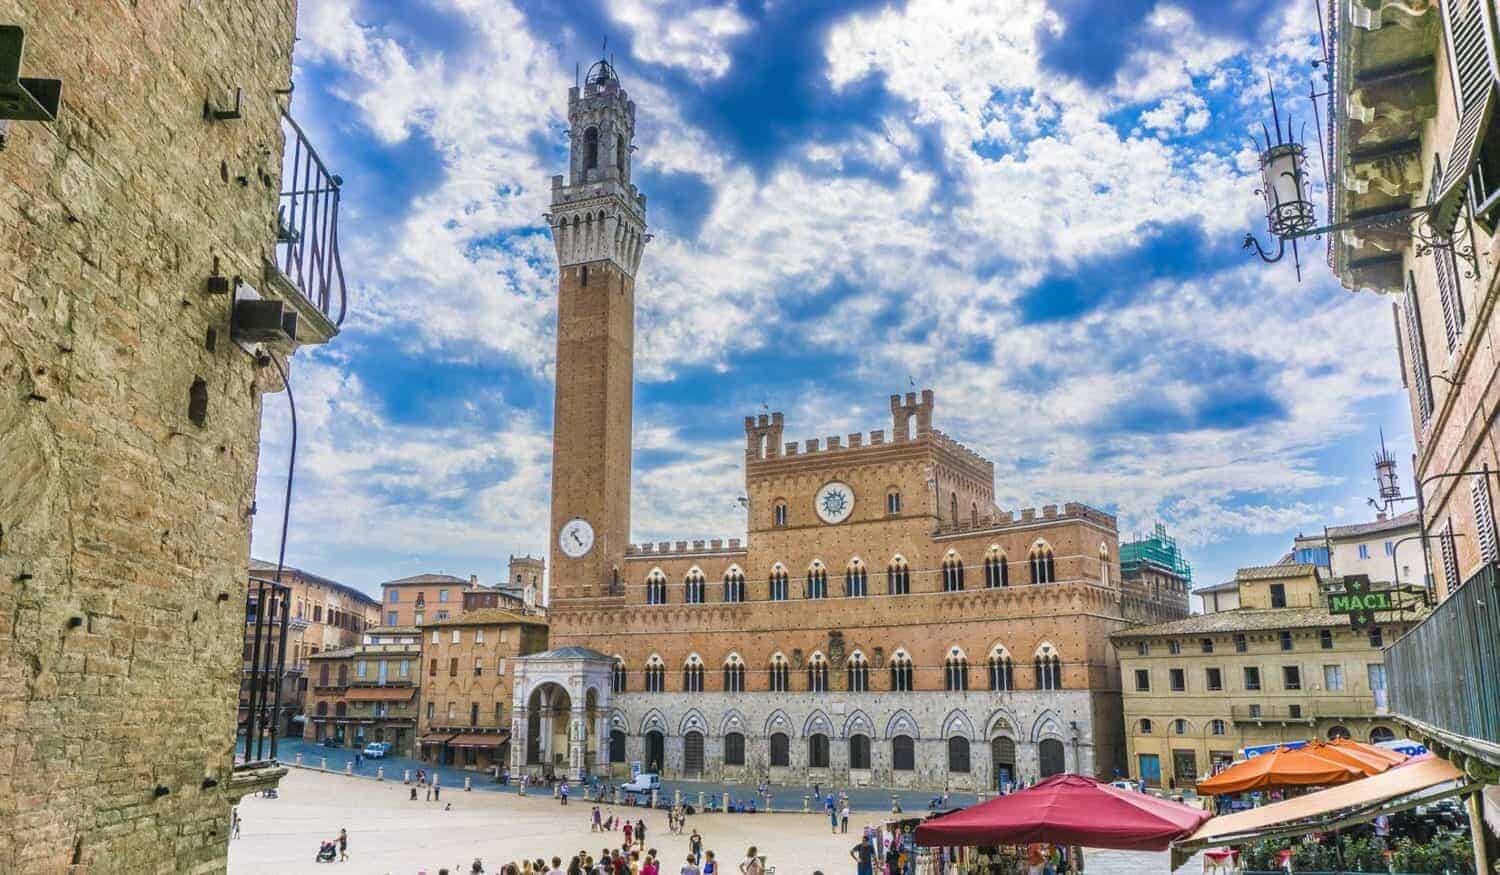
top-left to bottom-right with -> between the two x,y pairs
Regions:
608,0 -> 752,80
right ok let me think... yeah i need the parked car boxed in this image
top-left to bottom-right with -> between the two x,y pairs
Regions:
621,773 -> 660,794
362,742 -> 392,759
1108,780 -> 1137,792
321,736 -> 341,748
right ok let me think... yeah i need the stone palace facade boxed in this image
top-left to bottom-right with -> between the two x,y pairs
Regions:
511,60 -> 1186,793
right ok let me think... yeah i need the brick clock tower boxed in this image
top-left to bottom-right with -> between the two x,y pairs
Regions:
546,59 -> 648,606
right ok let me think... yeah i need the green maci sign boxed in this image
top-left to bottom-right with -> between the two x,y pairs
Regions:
1328,591 -> 1392,614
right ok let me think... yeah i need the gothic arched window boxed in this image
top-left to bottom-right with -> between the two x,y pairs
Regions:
644,655 -> 665,693
1034,644 -> 1062,690
769,565 -> 789,601
945,649 -> 969,691
616,133 -> 627,175
890,650 -> 914,692
769,653 -> 791,692
845,559 -> 867,597
683,655 -> 704,693
583,126 -> 599,170
806,562 -> 828,599
887,556 -> 910,595
723,654 -> 746,692
984,547 -> 1009,588
612,657 -> 628,692
684,569 -> 705,604
988,645 -> 1014,691
1030,544 -> 1056,584
723,567 -> 745,603
847,651 -> 870,692
807,652 -> 829,692
646,569 -> 667,604
772,500 -> 788,528
942,552 -> 965,592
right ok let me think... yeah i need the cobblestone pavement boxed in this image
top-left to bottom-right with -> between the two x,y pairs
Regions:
232,768 -> 1199,874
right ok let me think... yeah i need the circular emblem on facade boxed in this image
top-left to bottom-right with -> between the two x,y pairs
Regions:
814,481 -> 855,524
559,518 -> 595,558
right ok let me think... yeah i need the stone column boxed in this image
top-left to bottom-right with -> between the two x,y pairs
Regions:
510,708 -> 529,775
595,713 -> 610,776
570,706 -> 589,781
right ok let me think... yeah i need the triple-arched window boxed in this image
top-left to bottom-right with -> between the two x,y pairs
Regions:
806,562 -> 828,599
890,650 -> 914,692
684,569 -> 705,604
847,651 -> 870,692
723,654 -> 746,692
646,569 -> 667,604
683,655 -> 704,693
644,655 -> 665,693
1030,544 -> 1057,584
769,653 -> 791,692
988,645 -> 1015,691
984,547 -> 1009,588
612,657 -> 628,692
945,649 -> 969,691
887,556 -> 911,595
807,652 -> 829,692
723,567 -> 745,603
769,565 -> 789,601
1035,644 -> 1063,690
845,559 -> 867,597
942,552 -> 965,592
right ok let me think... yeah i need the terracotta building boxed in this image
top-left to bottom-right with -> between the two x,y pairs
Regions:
379,573 -> 470,627
1112,564 -> 1412,789
240,560 -> 380,738
510,60 -> 1187,793
304,627 -> 423,755
415,609 -> 548,771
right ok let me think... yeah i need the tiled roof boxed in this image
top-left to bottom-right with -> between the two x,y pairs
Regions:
382,573 -> 469,586
1326,510 -> 1421,540
369,625 -> 421,634
1109,607 -> 1347,639
307,646 -> 358,660
247,559 -> 379,606
420,608 -> 545,627
1236,563 -> 1318,581
1192,579 -> 1238,594
529,645 -> 611,661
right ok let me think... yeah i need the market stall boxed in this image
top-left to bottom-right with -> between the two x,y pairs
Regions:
1195,741 -> 1405,796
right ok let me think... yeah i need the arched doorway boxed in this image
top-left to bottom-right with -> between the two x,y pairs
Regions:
609,730 -> 627,764
1039,738 -> 1066,777
684,731 -> 705,776
525,683 -> 573,775
991,737 -> 1016,789
645,730 -> 665,773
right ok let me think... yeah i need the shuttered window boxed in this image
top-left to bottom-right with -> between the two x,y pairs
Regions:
1441,519 -> 1461,593
1472,474 -> 1499,563
1434,0 -> 1500,230
1430,158 -> 1467,352
1403,273 -> 1435,424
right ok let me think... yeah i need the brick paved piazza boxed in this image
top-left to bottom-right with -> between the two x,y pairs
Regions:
230,769 -> 1195,874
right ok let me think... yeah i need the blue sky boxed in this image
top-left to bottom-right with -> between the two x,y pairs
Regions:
254,0 -> 1414,600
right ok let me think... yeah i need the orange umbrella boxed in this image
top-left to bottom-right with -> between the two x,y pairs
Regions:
1195,745 -> 1363,796
1309,740 -> 1406,775
1326,737 -> 1408,767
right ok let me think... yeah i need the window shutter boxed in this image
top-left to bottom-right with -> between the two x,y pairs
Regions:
1403,273 -> 1435,423
1433,0 -> 1500,232
1429,159 -> 1467,352
1441,519 -> 1461,592
1472,474 -> 1499,563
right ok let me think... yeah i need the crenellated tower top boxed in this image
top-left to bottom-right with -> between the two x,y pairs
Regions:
549,57 -> 648,276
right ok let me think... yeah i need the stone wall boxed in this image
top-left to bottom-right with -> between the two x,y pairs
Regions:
0,2 -> 298,871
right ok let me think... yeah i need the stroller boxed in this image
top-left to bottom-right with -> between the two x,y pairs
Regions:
315,841 -> 337,863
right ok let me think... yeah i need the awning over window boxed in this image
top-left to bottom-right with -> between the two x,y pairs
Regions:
448,732 -> 510,748
343,686 -> 415,702
1175,755 -> 1469,858
418,733 -> 457,746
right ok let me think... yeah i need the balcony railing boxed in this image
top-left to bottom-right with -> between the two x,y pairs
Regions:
1229,699 -> 1380,722
274,110 -> 347,328
1386,563 -> 1500,752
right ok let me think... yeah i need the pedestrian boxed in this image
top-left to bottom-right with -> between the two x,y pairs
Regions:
849,838 -> 873,875
337,827 -> 348,862
623,820 -> 633,848
548,856 -> 566,875
592,805 -> 602,831
829,803 -> 838,834
688,828 -> 702,860
839,804 -> 850,834
701,851 -> 716,875
427,784 -> 433,802
230,807 -> 241,840
561,782 -> 570,805
410,786 -> 418,801
635,819 -> 646,847
679,855 -> 700,875
738,847 -> 762,875
641,852 -> 659,875
435,784 -> 442,802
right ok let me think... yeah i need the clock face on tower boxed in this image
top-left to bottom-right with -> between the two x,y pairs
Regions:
559,518 -> 595,558
814,481 -> 855,524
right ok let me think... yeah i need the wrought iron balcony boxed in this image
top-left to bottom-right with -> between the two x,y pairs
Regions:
263,110 -> 347,344
1385,563 -> 1500,761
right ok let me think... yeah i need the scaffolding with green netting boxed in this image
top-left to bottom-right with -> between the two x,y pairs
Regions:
1120,522 -> 1192,582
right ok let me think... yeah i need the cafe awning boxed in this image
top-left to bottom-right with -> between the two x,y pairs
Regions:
1175,755 -> 1470,857
343,686 -> 416,702
418,733 -> 457,746
448,732 -> 509,748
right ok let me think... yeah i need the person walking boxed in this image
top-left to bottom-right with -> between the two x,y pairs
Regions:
230,808 -> 241,840
337,828 -> 349,862
410,786 -> 418,801
592,805 -> 602,832
700,851 -> 717,875
738,847 -> 762,875
623,820 -> 634,848
848,838 -> 873,875
688,829 -> 702,861
839,804 -> 850,834
635,819 -> 646,848
426,783 -> 433,802
435,783 -> 442,802
561,782 -> 570,805
828,802 -> 838,834
679,855 -> 700,875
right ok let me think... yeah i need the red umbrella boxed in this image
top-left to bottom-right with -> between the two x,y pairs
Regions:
913,774 -> 1211,852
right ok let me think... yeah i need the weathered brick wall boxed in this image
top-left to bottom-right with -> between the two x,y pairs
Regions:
0,2 -> 296,872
